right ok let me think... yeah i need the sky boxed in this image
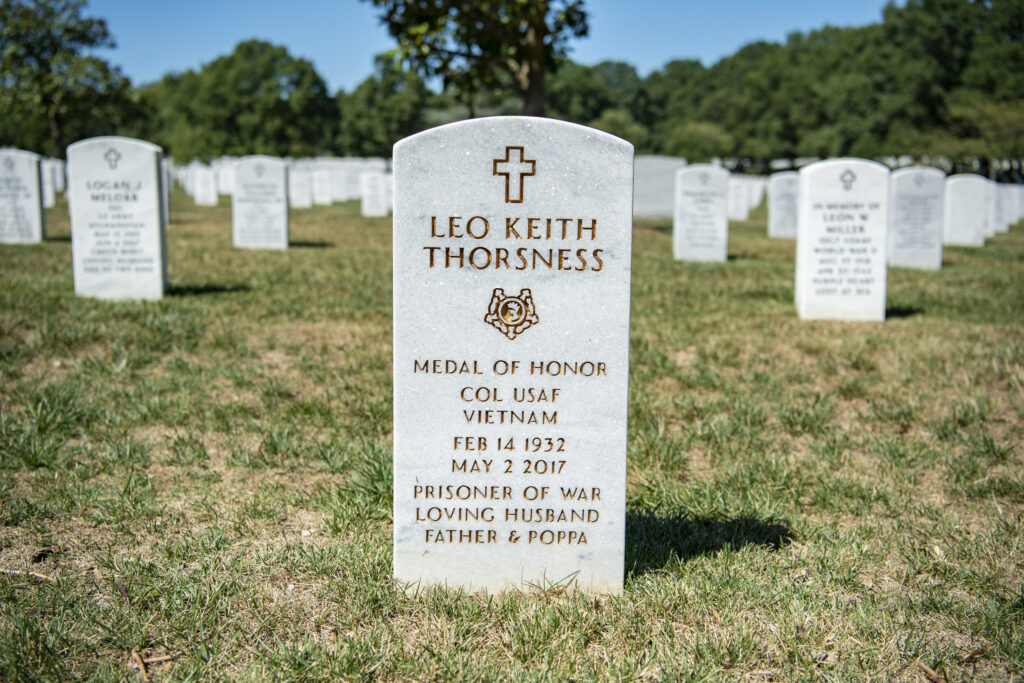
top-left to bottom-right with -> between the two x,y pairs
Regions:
88,0 -> 898,93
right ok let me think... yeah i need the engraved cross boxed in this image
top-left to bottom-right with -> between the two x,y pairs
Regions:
104,148 -> 121,170
840,169 -> 856,190
493,146 -> 536,203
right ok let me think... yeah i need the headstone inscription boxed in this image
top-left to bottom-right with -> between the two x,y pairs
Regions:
795,158 -> 889,321
232,156 -> 289,250
768,171 -> 799,239
943,175 -> 988,247
672,164 -> 729,262
0,148 -> 46,244
359,170 -> 390,217
888,167 -> 945,270
633,155 -> 686,218
67,136 -> 166,300
393,117 -> 633,594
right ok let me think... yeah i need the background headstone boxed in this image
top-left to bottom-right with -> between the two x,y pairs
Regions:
727,177 -> 750,221
313,167 -> 334,205
633,155 -> 686,218
232,155 -> 289,250
943,174 -> 988,247
193,166 -> 219,206
673,164 -> 729,262
796,158 -> 890,321
68,136 -> 166,300
40,159 -> 57,208
288,166 -> 313,209
0,148 -> 46,244
359,170 -> 390,217
888,167 -> 945,270
393,117 -> 633,594
768,171 -> 799,239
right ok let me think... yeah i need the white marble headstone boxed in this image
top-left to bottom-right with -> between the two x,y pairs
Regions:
41,159 -> 57,208
232,156 -> 288,250
288,167 -> 313,209
796,158 -> 889,321
0,148 -> 46,244
888,167 -> 944,270
943,175 -> 988,247
68,136 -> 166,300
312,167 -> 334,205
673,164 -> 729,262
727,177 -> 750,221
633,155 -> 685,218
359,171 -> 390,217
193,167 -> 218,206
768,171 -> 799,239
393,116 -> 633,594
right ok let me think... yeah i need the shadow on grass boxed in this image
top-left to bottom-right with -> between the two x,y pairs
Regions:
626,510 -> 792,576
46,235 -> 71,243
290,240 -> 334,249
727,252 -> 759,261
167,283 -> 251,297
886,305 -> 923,319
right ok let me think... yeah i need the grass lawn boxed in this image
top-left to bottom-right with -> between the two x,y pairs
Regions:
1,190 -> 1022,680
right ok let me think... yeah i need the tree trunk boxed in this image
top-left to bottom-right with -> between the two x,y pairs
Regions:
519,4 -> 548,117
48,113 -> 62,159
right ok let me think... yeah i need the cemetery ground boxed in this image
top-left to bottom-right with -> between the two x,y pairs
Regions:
1,192 -> 1022,681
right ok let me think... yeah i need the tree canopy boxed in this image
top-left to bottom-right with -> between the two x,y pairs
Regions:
1,0 -> 1021,172
0,0 -> 137,157
361,0 -> 588,116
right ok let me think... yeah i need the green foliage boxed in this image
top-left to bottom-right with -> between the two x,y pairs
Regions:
336,54 -> 430,156
587,108 -> 647,148
362,0 -> 588,115
137,40 -> 338,161
0,0 -> 139,157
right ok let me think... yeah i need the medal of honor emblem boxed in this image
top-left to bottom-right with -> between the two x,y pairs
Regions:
485,288 -> 539,340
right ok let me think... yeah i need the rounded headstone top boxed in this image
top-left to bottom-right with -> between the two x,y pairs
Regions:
801,157 -> 891,174
394,116 -> 634,155
67,136 -> 163,154
0,148 -> 42,160
891,166 -> 946,181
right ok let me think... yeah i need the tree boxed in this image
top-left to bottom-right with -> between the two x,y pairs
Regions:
337,54 -> 430,156
0,0 -> 135,157
547,60 -> 640,125
141,40 -> 338,161
362,0 -> 588,116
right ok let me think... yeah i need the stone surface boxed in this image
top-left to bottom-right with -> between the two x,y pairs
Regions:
41,159 -> 57,208
68,136 -> 166,300
393,116 -> 633,594
768,171 -> 799,239
193,166 -> 218,206
360,170 -> 390,217
312,167 -> 334,205
232,156 -> 289,250
288,166 -> 313,209
888,167 -> 944,270
0,148 -> 46,244
795,158 -> 889,321
726,177 -> 750,221
672,164 -> 729,262
943,174 -> 988,247
633,155 -> 685,218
